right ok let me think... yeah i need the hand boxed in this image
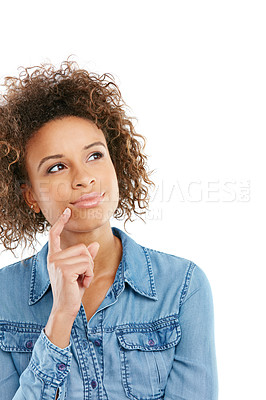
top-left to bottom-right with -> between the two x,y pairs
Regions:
47,207 -> 100,320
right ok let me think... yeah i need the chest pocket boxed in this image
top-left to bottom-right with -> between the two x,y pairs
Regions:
116,316 -> 181,400
0,322 -> 42,375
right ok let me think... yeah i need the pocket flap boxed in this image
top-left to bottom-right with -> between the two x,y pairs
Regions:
116,317 -> 181,351
0,322 -> 42,352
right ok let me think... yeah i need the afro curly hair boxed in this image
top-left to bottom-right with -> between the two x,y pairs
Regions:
0,59 -> 155,257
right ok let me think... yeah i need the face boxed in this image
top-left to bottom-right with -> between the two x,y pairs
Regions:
21,116 -> 119,232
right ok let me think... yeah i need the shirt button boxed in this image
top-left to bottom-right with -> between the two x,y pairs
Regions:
91,379 -> 98,389
148,339 -> 155,346
57,363 -> 66,371
25,340 -> 33,349
94,339 -> 102,347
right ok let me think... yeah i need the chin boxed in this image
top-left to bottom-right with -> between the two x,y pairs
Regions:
68,208 -> 112,230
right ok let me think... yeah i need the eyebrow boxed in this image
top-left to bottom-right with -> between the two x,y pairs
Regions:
37,141 -> 106,172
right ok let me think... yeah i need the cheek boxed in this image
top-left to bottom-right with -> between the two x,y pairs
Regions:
108,170 -> 119,198
37,180 -> 70,203
53,181 -> 70,202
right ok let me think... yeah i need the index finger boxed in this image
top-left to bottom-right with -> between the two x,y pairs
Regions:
48,207 -> 71,255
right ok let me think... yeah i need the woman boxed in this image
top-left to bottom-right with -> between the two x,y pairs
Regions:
0,60 -> 218,399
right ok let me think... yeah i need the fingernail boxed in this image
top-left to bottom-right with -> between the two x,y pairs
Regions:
63,208 -> 71,215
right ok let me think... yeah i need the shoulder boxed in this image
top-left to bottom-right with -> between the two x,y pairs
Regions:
143,244 -> 195,278
142,244 -> 212,303
0,256 -> 34,315
0,255 -> 34,280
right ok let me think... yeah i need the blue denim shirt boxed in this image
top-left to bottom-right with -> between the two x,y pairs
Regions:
0,227 -> 218,399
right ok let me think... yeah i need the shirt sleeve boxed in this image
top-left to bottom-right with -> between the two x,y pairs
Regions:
0,328 -> 72,400
164,263 -> 219,400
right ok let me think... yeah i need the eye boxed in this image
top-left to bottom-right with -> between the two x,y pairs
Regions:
88,151 -> 103,161
47,151 -> 103,174
47,163 -> 65,174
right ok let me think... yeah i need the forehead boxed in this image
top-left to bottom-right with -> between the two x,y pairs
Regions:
26,116 -> 107,154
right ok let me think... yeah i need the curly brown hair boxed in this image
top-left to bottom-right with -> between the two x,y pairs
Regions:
0,59 -> 155,257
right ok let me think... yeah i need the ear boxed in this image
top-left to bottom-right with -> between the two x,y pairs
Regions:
20,184 -> 41,213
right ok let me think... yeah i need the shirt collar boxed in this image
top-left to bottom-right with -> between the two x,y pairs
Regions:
112,227 -> 158,300
28,226 -> 158,306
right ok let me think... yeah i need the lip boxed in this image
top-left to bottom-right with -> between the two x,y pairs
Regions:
71,192 -> 105,209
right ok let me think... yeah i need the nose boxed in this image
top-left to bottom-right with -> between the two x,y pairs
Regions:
71,166 -> 96,188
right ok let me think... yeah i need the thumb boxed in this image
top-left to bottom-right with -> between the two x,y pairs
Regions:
87,242 -> 100,260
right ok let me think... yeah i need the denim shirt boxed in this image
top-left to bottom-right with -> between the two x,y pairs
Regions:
0,227 -> 218,399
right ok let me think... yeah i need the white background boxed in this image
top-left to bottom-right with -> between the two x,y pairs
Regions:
0,1 -> 265,398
